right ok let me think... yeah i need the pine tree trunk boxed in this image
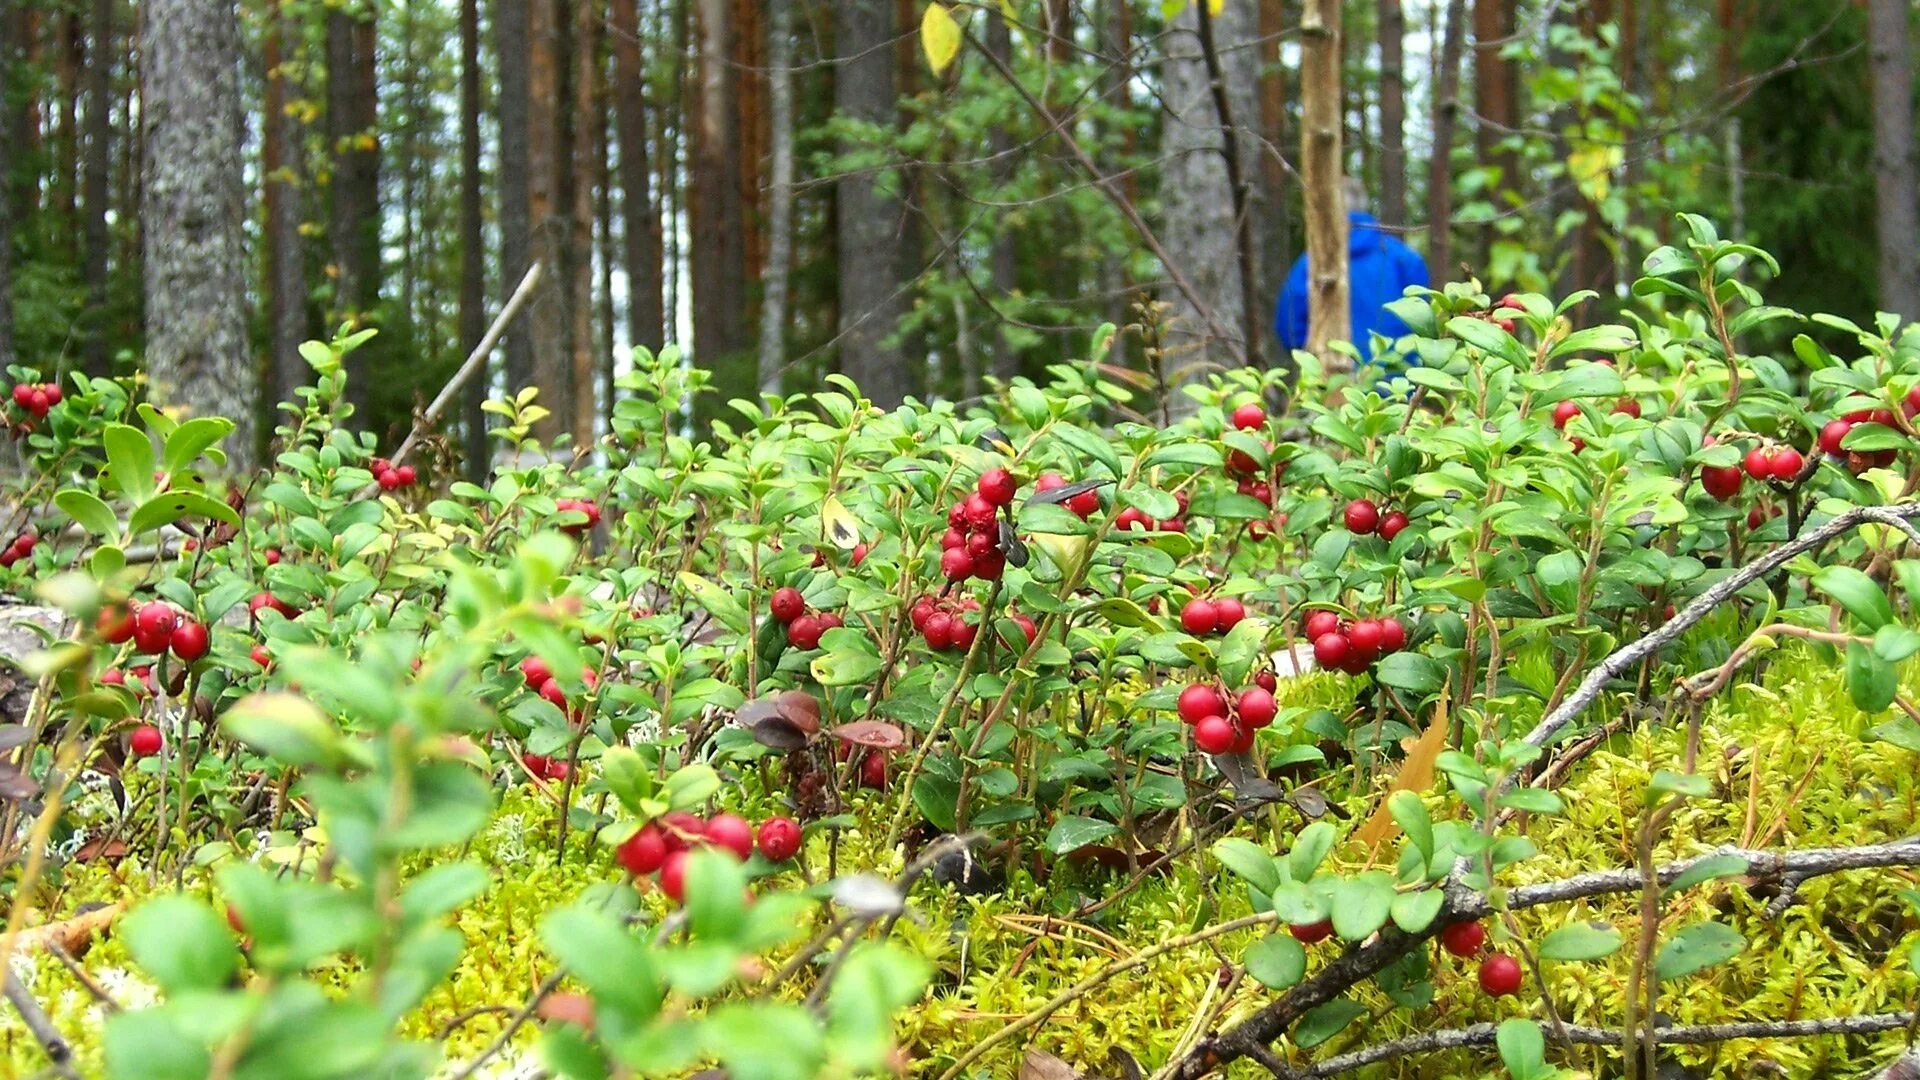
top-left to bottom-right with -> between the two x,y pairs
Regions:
1300,0 -> 1349,367
459,0 -> 488,477
1472,0 -> 1516,249
80,0 -> 111,374
1376,0 -> 1406,230
569,0 -> 598,445
140,0 -> 253,465
832,0 -> 906,405
263,11 -> 309,415
326,4 -> 381,424
986,4 -> 1019,383
756,0 -> 794,393
497,0 -> 535,402
690,0 -> 749,388
1257,0 -> 1289,362
611,0 -> 663,354
0,0 -> 16,374
1161,0 -> 1261,387
1868,0 -> 1920,319
526,0 -> 572,441
1426,0 -> 1467,284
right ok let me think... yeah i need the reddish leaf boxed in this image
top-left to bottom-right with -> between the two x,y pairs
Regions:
833,720 -> 905,751
537,992 -> 596,1030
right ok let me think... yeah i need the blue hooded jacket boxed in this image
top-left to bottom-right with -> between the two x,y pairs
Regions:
1275,211 -> 1430,364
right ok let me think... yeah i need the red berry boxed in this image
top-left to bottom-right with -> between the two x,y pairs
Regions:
1347,619 -> 1385,663
251,645 -> 272,668
704,813 -> 755,861
786,615 -> 824,651
949,616 -> 979,650
1906,386 -> 1920,416
538,679 -> 568,709
1303,610 -> 1342,642
97,605 -> 135,644
27,389 -> 49,417
520,655 -> 553,688
1439,920 -> 1487,958
972,550 -> 1006,581
1236,687 -> 1277,728
1254,670 -> 1278,693
1378,511 -> 1410,542
1115,507 -> 1149,531
1005,612 -> 1037,647
770,587 -> 805,623
1290,919 -> 1334,944
977,467 -> 1018,507
1313,632 -> 1352,670
100,667 -> 126,686
617,823 -> 669,876
940,526 -> 966,550
1743,447 -> 1774,480
758,817 -> 802,861
1193,715 -> 1236,754
1478,953 -> 1523,997
1034,472 -> 1067,493
378,468 -> 403,491
1700,464 -> 1743,502
1156,516 -> 1186,533
169,620 -> 209,663
910,598 -> 936,631
1343,498 -> 1380,535
1213,597 -> 1247,631
1379,617 -> 1407,653
658,849 -> 689,902
9,384 -> 29,407
816,612 -> 844,633
1769,447 -> 1804,482
1231,402 -> 1267,431
129,724 -> 163,757
963,492 -> 998,531
965,530 -> 995,559
1820,419 -> 1853,456
1551,400 -> 1579,430
1613,397 -> 1641,419
133,602 -> 178,655
923,612 -> 955,651
1180,598 -> 1219,635
1178,684 -> 1227,725
940,547 -> 975,582
264,548 -> 281,565
394,465 -> 417,486
1065,489 -> 1099,518
1226,448 -> 1260,476
859,752 -> 888,789
851,542 -> 869,566
660,812 -> 706,850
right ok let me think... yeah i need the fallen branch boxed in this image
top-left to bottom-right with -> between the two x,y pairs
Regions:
390,261 -> 543,469
1168,836 -> 1920,1078
1303,1012 -> 1918,1076
3,969 -> 81,1079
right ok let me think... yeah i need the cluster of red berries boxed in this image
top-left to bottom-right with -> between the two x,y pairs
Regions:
9,381 -> 61,418
369,456 -> 418,492
1436,920 -> 1522,997
1698,437 -> 1805,503
939,467 -> 1024,582
248,590 -> 299,621
519,751 -> 572,783
0,529 -> 37,569
1818,399 -> 1914,472
1550,396 -> 1640,430
554,497 -> 601,535
1177,594 -> 1248,636
1176,679 -> 1279,755
518,655 -> 600,718
1302,609 -> 1408,675
1114,490 -> 1189,534
99,601 -> 210,662
908,594 -> 1038,653
1340,498 -> 1409,541
614,811 -> 802,902
1468,294 -> 1522,334
769,586 -> 844,650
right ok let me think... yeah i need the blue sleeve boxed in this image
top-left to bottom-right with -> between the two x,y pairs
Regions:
1275,256 -> 1309,350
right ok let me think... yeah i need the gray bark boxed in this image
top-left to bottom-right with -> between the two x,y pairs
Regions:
81,0 -> 111,374
264,10 -> 309,414
458,0 -> 487,476
1160,0 -> 1262,396
1425,0 -> 1467,282
1376,0 -> 1406,229
986,6 -> 1019,384
756,0 -> 793,393
1868,0 -> 1920,320
497,0 -> 534,396
139,0 -> 253,466
833,0 -> 908,407
0,0 -> 15,375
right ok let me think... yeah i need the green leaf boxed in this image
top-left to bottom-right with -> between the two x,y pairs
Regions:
1812,566 -> 1895,630
1215,617 -> 1267,688
128,490 -> 241,536
1496,1018 -> 1548,1079
1664,854 -> 1748,896
1869,716 -> 1920,754
1045,815 -> 1117,854
1375,652 -> 1445,696
1330,873 -> 1396,941
123,896 -> 240,993
1538,922 -> 1622,962
1389,888 -> 1445,933
1387,790 -> 1432,859
1848,641 -> 1899,713
1288,821 -> 1336,881
1647,770 -> 1711,800
1244,934 -> 1307,990
825,942 -> 929,1070
56,489 -> 119,537
678,572 -> 750,634
1654,920 -> 1746,981
810,649 -> 886,686
539,904 -> 662,1018
1293,999 -> 1365,1049
1496,788 -> 1564,815
398,862 -> 491,926
1212,838 -> 1282,894
664,764 -> 722,810
161,417 -> 235,474
684,848 -> 749,940
102,422 -> 157,502
104,1009 -> 213,1080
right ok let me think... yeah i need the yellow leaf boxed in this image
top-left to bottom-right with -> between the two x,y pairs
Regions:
821,494 -> 862,550
921,3 -> 962,76
1351,684 -> 1450,858
1208,0 -> 1224,13
1567,143 -> 1622,203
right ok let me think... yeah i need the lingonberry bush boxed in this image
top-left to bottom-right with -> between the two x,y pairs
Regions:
2,216 -> 1919,1078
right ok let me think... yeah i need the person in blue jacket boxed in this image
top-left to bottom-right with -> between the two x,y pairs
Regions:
1275,179 -> 1431,368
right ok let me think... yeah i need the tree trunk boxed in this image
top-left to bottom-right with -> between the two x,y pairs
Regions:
690,0 -> 749,388
263,11 -> 309,415
1257,0 -> 1289,360
1376,0 -> 1406,229
1868,0 -> 1919,320
80,0 -> 111,374
611,0 -> 663,355
1161,0 -> 1262,387
497,0 -> 535,405
1472,0 -> 1517,222
986,4 -> 1019,383
326,4 -> 381,424
0,0 -> 16,374
832,0 -> 906,405
459,0 -> 488,476
140,0 -> 253,464
1300,0 -> 1349,367
525,0 -> 572,442
1426,0 -> 1467,284
569,0 -> 598,445
756,0 -> 794,393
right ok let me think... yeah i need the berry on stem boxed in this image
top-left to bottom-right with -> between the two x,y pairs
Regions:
1231,402 -> 1267,431
770,587 -> 805,623
617,823 -> 669,876
1177,684 -> 1227,725
1478,953 -> 1523,997
758,816 -> 802,861
1343,498 -> 1380,535
1290,919 -> 1334,944
1192,715 -> 1235,754
1179,597 -> 1219,635
1439,920 -> 1487,958
129,724 -> 163,758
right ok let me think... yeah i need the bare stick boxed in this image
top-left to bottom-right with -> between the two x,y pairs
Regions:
391,261 -> 544,467
3,970 -> 81,1080
1303,1012 -> 1918,1076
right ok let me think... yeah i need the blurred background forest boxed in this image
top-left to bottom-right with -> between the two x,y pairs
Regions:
0,0 -> 1914,469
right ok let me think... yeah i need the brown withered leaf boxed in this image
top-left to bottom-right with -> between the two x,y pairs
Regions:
832,720 -> 905,751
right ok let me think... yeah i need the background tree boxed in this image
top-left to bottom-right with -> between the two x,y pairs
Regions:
1301,0 -> 1350,366
833,0 -> 907,407
1868,0 -> 1919,320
